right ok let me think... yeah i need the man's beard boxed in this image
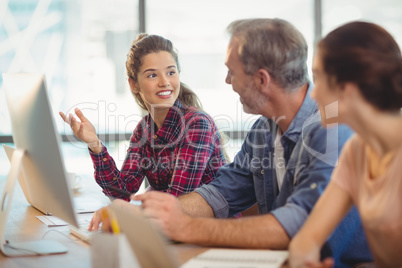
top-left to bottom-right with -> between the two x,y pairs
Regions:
241,80 -> 266,115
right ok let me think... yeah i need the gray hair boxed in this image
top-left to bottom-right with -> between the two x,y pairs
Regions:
227,18 -> 308,91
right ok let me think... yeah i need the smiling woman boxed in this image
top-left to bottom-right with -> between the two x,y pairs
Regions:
129,50 -> 181,128
126,34 -> 199,129
60,34 -> 227,200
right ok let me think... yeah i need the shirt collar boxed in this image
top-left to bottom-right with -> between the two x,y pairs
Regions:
282,82 -> 318,142
149,99 -> 187,144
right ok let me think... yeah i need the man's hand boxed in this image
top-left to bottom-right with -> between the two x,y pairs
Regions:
132,191 -> 192,241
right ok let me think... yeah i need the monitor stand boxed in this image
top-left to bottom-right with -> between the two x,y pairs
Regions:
0,149 -> 68,256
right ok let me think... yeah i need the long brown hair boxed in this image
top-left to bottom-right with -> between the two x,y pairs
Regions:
126,34 -> 202,110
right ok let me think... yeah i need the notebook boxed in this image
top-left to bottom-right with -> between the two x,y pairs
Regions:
180,248 -> 288,268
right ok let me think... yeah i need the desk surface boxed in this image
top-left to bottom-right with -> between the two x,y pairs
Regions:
0,174 -> 209,268
0,174 -> 291,268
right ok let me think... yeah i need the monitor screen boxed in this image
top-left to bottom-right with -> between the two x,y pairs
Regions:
3,73 -> 78,228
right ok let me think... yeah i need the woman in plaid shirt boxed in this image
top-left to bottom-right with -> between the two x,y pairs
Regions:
60,34 -> 227,199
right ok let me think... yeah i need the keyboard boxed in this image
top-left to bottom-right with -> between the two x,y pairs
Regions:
70,200 -> 141,243
69,213 -> 95,243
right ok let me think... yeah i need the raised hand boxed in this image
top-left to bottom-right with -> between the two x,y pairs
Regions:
59,108 -> 101,153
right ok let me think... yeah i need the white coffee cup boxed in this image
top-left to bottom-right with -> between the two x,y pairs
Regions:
67,172 -> 82,191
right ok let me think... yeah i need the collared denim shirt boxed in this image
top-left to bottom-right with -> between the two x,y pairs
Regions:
195,84 -> 373,266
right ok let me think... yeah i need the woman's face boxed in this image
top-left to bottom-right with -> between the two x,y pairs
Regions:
133,51 -> 180,111
311,50 -> 342,127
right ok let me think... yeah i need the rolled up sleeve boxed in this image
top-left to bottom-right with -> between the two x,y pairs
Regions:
195,184 -> 229,218
271,203 -> 309,237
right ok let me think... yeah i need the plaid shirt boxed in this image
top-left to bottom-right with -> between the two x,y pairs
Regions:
90,100 -> 226,199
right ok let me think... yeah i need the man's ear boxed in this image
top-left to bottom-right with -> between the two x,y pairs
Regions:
254,69 -> 271,94
128,77 -> 139,93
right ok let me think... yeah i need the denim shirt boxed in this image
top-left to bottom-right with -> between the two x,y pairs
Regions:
195,84 -> 373,267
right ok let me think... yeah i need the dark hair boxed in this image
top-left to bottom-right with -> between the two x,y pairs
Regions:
318,21 -> 402,112
126,34 -> 202,110
227,18 -> 308,92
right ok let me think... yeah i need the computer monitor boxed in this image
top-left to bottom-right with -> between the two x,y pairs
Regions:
3,144 -> 104,214
0,73 -> 79,256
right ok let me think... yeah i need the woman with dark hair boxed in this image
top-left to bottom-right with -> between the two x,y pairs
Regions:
60,34 -> 227,200
289,21 -> 402,268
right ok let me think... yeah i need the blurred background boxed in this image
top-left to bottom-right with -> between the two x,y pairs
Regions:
1,0 -> 401,176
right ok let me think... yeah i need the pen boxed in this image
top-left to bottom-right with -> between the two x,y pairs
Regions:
104,185 -> 142,206
104,185 -> 132,198
101,208 -> 120,234
109,214 -> 120,234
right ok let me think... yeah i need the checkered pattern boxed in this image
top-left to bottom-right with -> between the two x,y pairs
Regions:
90,100 -> 226,199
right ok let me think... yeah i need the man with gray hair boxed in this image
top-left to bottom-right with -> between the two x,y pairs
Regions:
130,18 -> 373,266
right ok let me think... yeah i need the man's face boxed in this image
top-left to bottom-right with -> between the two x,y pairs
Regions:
225,37 -> 262,115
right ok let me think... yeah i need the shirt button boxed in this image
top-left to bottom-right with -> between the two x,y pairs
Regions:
261,170 -> 264,175
112,177 -> 117,181
169,170 -> 173,175
153,134 -> 158,139
310,183 -> 317,189
103,158 -> 107,162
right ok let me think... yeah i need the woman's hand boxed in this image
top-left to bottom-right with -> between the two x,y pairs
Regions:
304,259 -> 334,268
88,199 -> 142,232
88,207 -> 107,231
88,206 -> 119,233
59,107 -> 101,153
288,239 -> 334,268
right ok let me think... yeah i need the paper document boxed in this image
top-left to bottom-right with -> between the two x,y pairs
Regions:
180,248 -> 288,268
74,196 -> 105,214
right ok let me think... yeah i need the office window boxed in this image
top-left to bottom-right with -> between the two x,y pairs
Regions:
0,0 -> 314,175
322,0 -> 402,46
2,0 -> 402,176
0,0 -> 139,134
146,0 -> 314,160
0,0 -> 139,174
